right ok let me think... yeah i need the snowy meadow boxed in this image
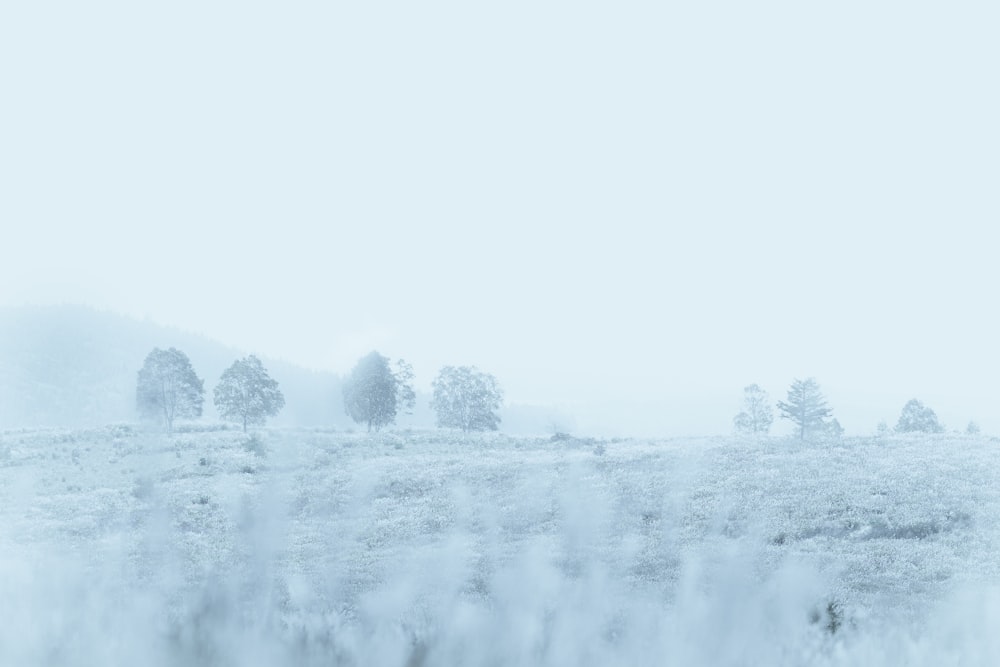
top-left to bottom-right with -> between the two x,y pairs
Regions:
2,427 -> 1000,666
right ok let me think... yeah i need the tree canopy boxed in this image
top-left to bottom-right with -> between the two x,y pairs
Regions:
342,351 -> 415,432
733,384 -> 774,435
895,399 -> 944,434
136,347 -> 204,432
777,378 -> 832,440
430,366 -> 503,432
213,355 -> 285,431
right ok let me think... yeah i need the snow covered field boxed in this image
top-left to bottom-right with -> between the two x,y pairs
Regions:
2,427 -> 1000,665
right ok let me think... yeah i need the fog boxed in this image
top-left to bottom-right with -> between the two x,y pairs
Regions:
3,0 -> 999,436
3,1 -> 1000,663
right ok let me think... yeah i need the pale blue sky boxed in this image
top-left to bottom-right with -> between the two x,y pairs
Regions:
2,1 -> 998,435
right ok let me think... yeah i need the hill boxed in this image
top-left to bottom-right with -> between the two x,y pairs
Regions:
0,305 -> 348,429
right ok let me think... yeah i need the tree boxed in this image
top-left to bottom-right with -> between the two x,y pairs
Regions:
213,355 -> 285,432
777,377 -> 832,440
136,347 -> 204,432
393,359 -> 416,415
733,384 -> 774,435
342,351 -> 415,432
430,366 -> 503,432
824,418 -> 845,439
895,399 -> 944,434
966,421 -> 981,435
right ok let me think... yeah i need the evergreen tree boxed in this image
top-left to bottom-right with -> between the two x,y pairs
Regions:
776,378 -> 832,440
895,399 -> 944,434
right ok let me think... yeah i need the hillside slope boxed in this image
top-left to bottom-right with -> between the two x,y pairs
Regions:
0,305 -> 347,429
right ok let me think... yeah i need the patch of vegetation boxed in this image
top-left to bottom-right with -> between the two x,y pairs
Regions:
809,599 -> 844,635
242,433 -> 267,458
106,424 -> 136,438
174,423 -> 231,434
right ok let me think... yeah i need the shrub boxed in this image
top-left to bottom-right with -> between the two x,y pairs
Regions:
242,434 -> 267,458
895,399 -> 944,434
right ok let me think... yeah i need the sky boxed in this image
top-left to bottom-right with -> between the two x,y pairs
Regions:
2,1 -> 998,436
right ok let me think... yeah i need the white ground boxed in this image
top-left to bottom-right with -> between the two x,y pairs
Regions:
2,427 -> 1000,665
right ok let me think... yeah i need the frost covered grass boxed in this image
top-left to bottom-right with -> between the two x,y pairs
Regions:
2,427 -> 1000,665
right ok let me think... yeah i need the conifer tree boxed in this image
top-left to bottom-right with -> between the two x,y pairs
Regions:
777,378 -> 832,440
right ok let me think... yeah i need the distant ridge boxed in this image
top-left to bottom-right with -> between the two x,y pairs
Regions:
0,305 -> 348,430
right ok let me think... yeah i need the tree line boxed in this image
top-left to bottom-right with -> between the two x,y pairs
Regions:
135,347 -> 503,433
733,378 -> 974,439
136,348 -> 970,438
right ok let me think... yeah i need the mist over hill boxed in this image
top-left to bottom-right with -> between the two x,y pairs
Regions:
0,305 -> 348,430
0,305 -> 570,435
